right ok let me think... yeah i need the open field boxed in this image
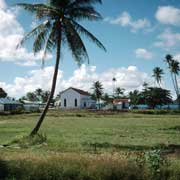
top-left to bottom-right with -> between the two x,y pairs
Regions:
0,110 -> 180,179
0,110 -> 180,152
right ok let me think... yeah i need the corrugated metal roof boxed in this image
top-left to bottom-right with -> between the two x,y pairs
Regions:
0,98 -> 22,105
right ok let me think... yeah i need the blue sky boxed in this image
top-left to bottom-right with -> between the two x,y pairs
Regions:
0,0 -> 180,98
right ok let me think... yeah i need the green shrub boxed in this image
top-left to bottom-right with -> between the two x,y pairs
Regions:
145,150 -> 168,180
131,109 -> 180,115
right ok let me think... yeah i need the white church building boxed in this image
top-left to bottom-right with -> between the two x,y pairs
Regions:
59,87 -> 96,109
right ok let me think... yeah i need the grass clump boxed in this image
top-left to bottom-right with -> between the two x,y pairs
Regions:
10,133 -> 47,148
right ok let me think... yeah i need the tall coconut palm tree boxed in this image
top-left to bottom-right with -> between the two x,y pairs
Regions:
16,0 -> 106,136
170,60 -> 180,93
165,55 -> 177,94
152,67 -> 164,87
165,54 -> 180,108
91,81 -> 104,109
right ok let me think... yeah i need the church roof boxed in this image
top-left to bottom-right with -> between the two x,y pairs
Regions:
61,87 -> 90,96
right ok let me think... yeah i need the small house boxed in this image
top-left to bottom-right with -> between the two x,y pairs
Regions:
113,99 -> 130,109
22,100 -> 46,111
60,87 -> 96,109
0,98 -> 22,112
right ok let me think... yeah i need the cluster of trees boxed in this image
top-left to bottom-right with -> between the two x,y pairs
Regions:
19,89 -> 53,104
129,85 -> 172,109
91,81 -> 126,103
0,88 -> 7,98
152,54 -> 180,107
91,81 -> 173,109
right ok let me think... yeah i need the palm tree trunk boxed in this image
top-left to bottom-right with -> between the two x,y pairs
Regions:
158,81 -> 161,88
174,74 -> 180,109
174,74 -> 179,94
30,25 -> 62,136
98,99 -> 100,110
171,72 -> 178,96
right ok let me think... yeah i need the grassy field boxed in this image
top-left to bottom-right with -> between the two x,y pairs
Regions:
0,110 -> 180,152
0,110 -> 180,179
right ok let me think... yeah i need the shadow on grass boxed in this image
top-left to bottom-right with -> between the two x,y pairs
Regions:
160,126 -> 180,131
0,159 -> 8,179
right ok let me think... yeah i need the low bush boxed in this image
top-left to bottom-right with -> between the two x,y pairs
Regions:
130,109 -> 180,115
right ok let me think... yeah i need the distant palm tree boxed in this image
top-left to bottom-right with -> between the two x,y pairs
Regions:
92,81 -> 104,109
165,55 -> 176,93
35,88 -> 43,101
165,54 -> 180,108
17,0 -> 106,136
35,88 -> 43,96
115,87 -> 124,98
152,67 -> 164,87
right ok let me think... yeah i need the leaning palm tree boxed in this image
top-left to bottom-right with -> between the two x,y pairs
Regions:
152,67 -> 164,87
16,0 -> 106,136
165,55 -> 177,94
170,60 -> 180,93
165,54 -> 180,108
91,81 -> 104,109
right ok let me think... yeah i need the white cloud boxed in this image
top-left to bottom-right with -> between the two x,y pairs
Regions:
135,48 -> 153,59
154,28 -> 180,50
107,11 -> 151,33
174,54 -> 180,62
156,6 -> 180,26
0,0 -> 6,9
0,0 -> 52,66
0,65 -> 150,98
0,67 -> 63,98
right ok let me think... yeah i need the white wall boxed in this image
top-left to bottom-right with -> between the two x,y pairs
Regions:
60,89 -> 96,109
60,89 -> 81,109
80,95 -> 96,109
0,104 -> 4,112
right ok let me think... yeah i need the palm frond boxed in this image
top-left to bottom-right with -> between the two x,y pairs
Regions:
17,22 -> 50,48
70,19 -> 106,51
16,3 -> 61,19
67,6 -> 102,21
68,0 -> 102,9
41,22 -> 58,67
63,19 -> 89,65
33,21 -> 52,54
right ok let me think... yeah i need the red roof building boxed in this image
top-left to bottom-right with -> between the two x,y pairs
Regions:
113,99 -> 130,104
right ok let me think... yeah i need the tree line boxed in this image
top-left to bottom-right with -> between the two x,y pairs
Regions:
91,54 -> 180,109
